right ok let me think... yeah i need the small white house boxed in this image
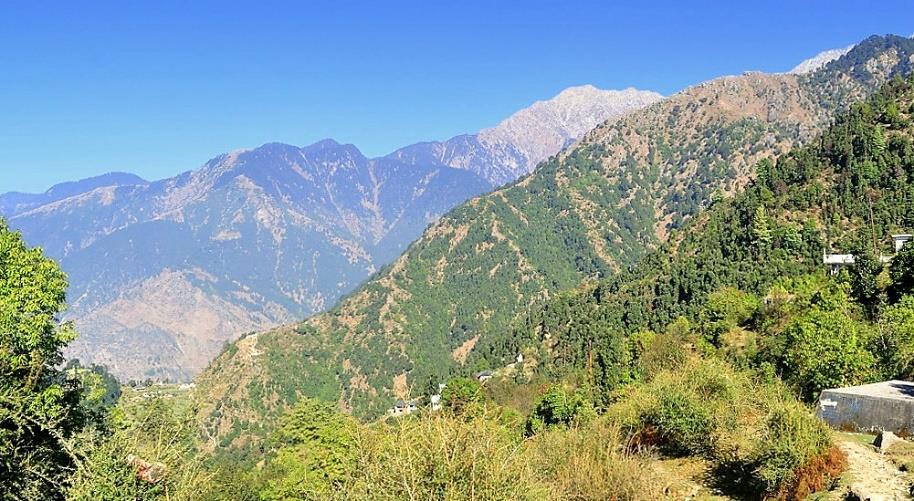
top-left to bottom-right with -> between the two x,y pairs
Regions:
893,234 -> 913,253
476,370 -> 494,383
823,253 -> 855,275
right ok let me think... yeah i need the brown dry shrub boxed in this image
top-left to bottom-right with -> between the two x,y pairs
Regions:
768,445 -> 847,501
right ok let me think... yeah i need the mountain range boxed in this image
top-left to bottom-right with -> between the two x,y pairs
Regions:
0,86 -> 661,381
190,35 -> 914,452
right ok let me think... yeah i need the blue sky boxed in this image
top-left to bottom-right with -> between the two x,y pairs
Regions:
1,1 -> 912,193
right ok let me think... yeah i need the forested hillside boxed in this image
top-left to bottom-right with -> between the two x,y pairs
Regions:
196,37 -> 914,447
498,74 -> 914,400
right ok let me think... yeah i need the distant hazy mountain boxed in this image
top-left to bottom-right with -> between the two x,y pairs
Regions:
1,85 -> 659,381
0,172 -> 148,215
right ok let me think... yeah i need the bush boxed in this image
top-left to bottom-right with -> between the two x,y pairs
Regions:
525,384 -> 595,436
752,401 -> 845,499
67,398 -> 214,500
630,330 -> 688,379
605,359 -> 843,499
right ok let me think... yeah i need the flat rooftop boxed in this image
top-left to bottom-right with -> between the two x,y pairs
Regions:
824,380 -> 914,401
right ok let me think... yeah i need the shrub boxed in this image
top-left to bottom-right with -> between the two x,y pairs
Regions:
606,359 -> 843,499
340,411 -> 546,500
752,401 -> 844,499
525,384 -> 596,436
630,330 -> 688,380
67,398 -> 214,500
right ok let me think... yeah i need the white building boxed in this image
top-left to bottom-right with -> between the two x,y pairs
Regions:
823,253 -> 855,275
893,234 -> 913,253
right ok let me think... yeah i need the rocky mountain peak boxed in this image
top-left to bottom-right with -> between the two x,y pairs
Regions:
789,45 -> 854,74
477,85 -> 663,174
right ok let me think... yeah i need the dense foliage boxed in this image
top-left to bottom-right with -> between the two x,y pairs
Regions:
0,221 -> 87,498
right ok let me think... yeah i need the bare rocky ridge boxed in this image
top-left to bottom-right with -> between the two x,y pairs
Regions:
475,86 -> 663,183
0,85 -> 657,382
389,86 -> 662,186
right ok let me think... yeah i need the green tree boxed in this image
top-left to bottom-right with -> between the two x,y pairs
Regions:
699,287 -> 760,346
0,220 -> 87,498
782,307 -> 876,400
874,295 -> 914,379
752,206 -> 773,246
889,243 -> 914,302
441,377 -> 484,415
848,248 -> 885,318
525,385 -> 595,436
262,398 -> 358,500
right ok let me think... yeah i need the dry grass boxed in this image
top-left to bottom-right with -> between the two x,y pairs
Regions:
337,409 -> 670,501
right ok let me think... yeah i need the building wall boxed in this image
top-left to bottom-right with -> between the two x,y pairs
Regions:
817,390 -> 914,435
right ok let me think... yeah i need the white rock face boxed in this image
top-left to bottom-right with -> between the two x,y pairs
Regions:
789,45 -> 854,74
386,85 -> 662,187
479,85 -> 663,177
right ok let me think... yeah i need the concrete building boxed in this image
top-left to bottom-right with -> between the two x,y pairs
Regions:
894,234 -> 913,253
823,233 -> 912,275
823,253 -> 856,275
388,399 -> 419,416
817,380 -> 914,434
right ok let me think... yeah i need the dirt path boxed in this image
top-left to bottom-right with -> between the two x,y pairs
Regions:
837,439 -> 912,500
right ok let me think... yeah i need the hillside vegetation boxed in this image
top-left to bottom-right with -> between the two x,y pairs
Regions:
507,74 -> 914,401
189,72 -> 914,501
9,46 -> 914,501
196,36 -> 914,450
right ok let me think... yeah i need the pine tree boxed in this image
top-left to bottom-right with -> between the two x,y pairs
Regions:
752,206 -> 773,246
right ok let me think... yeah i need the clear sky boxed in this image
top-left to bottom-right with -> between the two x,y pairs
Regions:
1,1 -> 912,193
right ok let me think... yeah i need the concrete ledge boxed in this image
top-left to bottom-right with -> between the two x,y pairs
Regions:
817,380 -> 914,435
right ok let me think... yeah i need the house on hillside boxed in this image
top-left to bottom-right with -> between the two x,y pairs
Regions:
823,253 -> 855,275
894,234 -> 913,253
476,370 -> 494,383
388,399 -> 419,416
823,233 -> 912,275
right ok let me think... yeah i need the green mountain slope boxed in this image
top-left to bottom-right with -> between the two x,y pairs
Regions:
503,75 -> 914,394
195,36 -> 914,451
